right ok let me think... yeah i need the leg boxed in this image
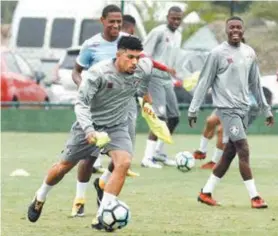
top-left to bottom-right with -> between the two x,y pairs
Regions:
142,78 -> 166,168
194,112 -> 221,160
201,124 -> 225,169
154,82 -> 179,166
198,140 -> 236,206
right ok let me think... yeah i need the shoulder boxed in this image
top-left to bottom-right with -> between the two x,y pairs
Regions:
137,57 -> 153,75
81,33 -> 102,48
88,59 -> 112,73
149,24 -> 166,34
241,43 -> 256,57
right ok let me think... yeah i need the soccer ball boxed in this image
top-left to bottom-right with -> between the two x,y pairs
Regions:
175,151 -> 195,172
99,199 -> 130,232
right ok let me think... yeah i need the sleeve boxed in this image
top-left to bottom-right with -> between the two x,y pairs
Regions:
76,40 -> 94,69
248,58 -> 272,117
143,28 -> 162,57
188,52 -> 218,116
137,58 -> 153,96
140,53 -> 168,71
74,70 -> 101,134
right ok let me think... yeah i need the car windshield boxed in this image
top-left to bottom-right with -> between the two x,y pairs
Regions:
60,50 -> 82,70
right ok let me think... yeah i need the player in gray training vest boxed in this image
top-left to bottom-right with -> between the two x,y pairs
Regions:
27,36 -> 153,223
188,16 -> 274,208
141,6 -> 183,168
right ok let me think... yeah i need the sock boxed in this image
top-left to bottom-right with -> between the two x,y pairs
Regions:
211,148 -> 223,163
199,136 -> 209,153
75,181 -> 88,199
202,173 -> 221,193
143,140 -> 157,161
97,192 -> 116,216
100,169 -> 112,189
155,140 -> 165,154
93,156 -> 102,168
36,181 -> 53,202
244,179 -> 259,199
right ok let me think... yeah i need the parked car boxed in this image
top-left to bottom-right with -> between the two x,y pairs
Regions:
1,47 -> 48,106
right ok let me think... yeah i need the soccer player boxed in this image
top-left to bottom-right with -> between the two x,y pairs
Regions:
141,6 -> 183,168
93,14 -> 177,207
70,4 -> 124,217
27,36 -> 153,223
188,16 -> 274,208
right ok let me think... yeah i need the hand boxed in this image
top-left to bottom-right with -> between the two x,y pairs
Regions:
265,116 -> 274,126
86,131 -> 97,144
143,93 -> 152,105
167,68 -> 176,77
188,116 -> 197,128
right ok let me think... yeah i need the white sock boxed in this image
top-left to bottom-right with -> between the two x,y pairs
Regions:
203,173 -> 221,193
244,179 -> 259,199
100,169 -> 112,185
211,148 -> 223,163
155,140 -> 165,154
143,139 -> 157,161
93,156 -> 102,168
97,192 -> 116,216
75,181 -> 88,199
199,136 -> 209,153
36,182 -> 53,202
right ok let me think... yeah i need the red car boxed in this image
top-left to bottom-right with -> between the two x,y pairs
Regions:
1,47 -> 49,105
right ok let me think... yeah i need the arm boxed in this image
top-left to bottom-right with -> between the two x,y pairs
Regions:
143,28 -> 162,57
74,70 -> 100,135
72,40 -> 94,87
140,53 -> 176,76
248,59 -> 272,118
188,52 -> 218,117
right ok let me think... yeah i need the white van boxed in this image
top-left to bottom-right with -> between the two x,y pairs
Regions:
9,0 -> 147,70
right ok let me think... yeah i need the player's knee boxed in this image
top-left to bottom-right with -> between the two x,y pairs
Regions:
57,161 -> 75,175
234,139 -> 249,159
167,117 -> 179,133
115,157 -> 131,171
206,115 -> 219,129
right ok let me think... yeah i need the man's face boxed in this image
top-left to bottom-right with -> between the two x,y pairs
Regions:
101,12 -> 122,38
117,49 -> 142,74
226,20 -> 244,46
167,11 -> 183,31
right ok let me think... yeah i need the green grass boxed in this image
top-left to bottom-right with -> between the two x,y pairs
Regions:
1,133 -> 278,236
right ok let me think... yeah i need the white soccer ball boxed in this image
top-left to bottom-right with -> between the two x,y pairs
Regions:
175,151 -> 195,172
99,199 -> 130,232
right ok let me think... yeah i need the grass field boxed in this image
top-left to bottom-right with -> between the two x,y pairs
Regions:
1,133 -> 278,236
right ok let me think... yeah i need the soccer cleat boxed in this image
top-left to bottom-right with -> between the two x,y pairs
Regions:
27,196 -> 45,222
141,159 -> 162,168
126,169 -> 140,177
193,150 -> 206,160
92,166 -> 105,174
91,216 -> 104,231
251,196 -> 268,209
93,178 -> 104,207
197,191 -> 220,206
71,198 -> 85,217
201,161 -> 216,169
154,153 -> 176,167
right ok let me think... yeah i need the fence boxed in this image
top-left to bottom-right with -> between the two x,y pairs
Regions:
1,102 -> 278,134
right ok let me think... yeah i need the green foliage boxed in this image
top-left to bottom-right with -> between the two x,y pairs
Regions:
248,1 -> 278,21
1,1 -> 18,24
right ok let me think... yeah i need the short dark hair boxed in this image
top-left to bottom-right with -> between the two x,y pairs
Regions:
117,36 -> 143,51
226,16 -> 244,24
123,14 -> 136,25
102,4 -> 121,18
168,6 -> 182,15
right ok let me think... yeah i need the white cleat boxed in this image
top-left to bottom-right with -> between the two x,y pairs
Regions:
154,153 -> 176,167
141,159 -> 162,169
